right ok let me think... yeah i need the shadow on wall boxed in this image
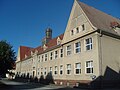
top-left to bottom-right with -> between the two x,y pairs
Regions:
90,66 -> 120,89
15,72 -> 54,85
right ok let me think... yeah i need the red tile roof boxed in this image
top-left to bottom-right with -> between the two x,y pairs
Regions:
19,34 -> 64,61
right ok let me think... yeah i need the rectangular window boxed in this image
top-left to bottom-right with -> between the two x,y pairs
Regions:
41,68 -> 43,75
50,52 -> 53,60
60,65 -> 63,75
41,55 -> 44,62
45,54 -> 47,61
50,67 -> 52,74
44,67 -> 47,75
55,51 -> 58,59
71,30 -> 74,36
75,42 -> 81,53
38,56 -> 40,62
82,24 -> 85,31
86,38 -> 92,50
67,64 -> 71,75
54,66 -> 58,75
76,27 -> 79,33
75,63 -> 81,74
86,61 -> 93,74
67,45 -> 71,56
60,49 -> 63,58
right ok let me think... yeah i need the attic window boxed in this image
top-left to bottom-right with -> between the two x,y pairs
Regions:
71,30 -> 74,36
82,24 -> 85,31
110,22 -> 120,29
76,27 -> 79,33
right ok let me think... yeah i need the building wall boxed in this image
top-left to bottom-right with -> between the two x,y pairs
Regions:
100,35 -> 120,81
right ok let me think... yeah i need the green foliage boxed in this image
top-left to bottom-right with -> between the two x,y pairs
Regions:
0,40 -> 16,77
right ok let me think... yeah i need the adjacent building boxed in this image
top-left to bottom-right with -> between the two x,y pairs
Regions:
16,0 -> 120,86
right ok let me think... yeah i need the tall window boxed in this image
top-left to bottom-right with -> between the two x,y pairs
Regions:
60,65 -> 63,75
41,55 -> 44,62
67,45 -> 71,56
38,56 -> 40,62
76,27 -> 79,33
67,64 -> 71,75
86,61 -> 93,74
45,54 -> 47,61
71,30 -> 74,35
75,42 -> 81,53
86,38 -> 92,50
41,68 -> 43,75
50,52 -> 53,60
44,67 -> 47,75
82,24 -> 85,31
60,49 -> 63,58
50,67 -> 52,74
54,66 -> 58,75
54,50 -> 58,59
75,63 -> 81,74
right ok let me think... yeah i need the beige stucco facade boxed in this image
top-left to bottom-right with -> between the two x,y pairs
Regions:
15,0 -> 120,86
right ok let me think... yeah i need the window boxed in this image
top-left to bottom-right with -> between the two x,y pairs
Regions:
75,63 -> 81,74
41,68 -> 43,75
50,52 -> 53,60
54,66 -> 58,75
75,42 -> 81,53
82,24 -> 85,31
45,54 -> 47,61
50,67 -> 52,74
41,55 -> 44,62
60,65 -> 63,75
54,51 -> 58,59
86,38 -> 92,50
67,45 -> 71,56
67,64 -> 71,75
60,49 -> 63,58
71,30 -> 74,35
38,56 -> 40,62
44,68 -> 47,75
76,27 -> 79,33
86,61 -> 93,74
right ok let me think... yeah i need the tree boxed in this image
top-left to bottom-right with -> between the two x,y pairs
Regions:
0,40 -> 16,77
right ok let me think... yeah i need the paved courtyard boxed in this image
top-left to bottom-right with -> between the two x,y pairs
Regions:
0,79 -> 119,90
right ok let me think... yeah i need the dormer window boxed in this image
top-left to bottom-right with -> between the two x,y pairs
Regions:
71,30 -> 74,36
57,37 -> 61,45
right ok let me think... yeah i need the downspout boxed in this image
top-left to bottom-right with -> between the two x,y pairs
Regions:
99,29 -> 103,88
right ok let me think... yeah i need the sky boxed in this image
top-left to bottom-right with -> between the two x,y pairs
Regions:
0,0 -> 120,55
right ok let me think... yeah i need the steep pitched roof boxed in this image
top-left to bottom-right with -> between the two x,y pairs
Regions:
19,34 -> 64,61
78,1 -> 120,35
19,46 -> 33,61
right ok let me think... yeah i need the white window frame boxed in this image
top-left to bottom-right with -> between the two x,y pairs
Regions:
50,52 -> 53,60
82,24 -> 85,31
75,63 -> 81,75
60,49 -> 63,58
44,67 -> 47,75
50,67 -> 52,74
75,42 -> 81,53
86,38 -> 92,51
45,54 -> 47,61
54,66 -> 58,75
41,55 -> 44,62
60,65 -> 63,75
76,27 -> 79,34
71,30 -> 74,36
54,50 -> 58,59
86,61 -> 93,74
66,45 -> 71,56
67,64 -> 71,75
